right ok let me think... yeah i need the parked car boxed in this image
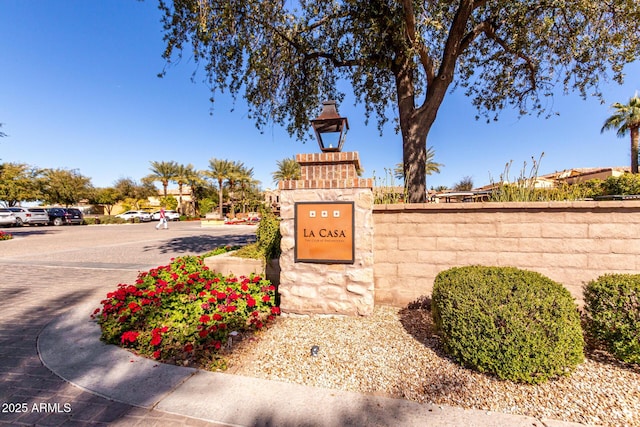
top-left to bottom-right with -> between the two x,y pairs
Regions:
8,207 -> 50,226
115,210 -> 152,222
0,208 -> 16,227
47,208 -> 84,226
150,210 -> 180,221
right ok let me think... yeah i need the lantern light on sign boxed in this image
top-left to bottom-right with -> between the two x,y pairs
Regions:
310,100 -> 349,152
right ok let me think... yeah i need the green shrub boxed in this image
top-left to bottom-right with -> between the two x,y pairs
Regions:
431,266 -> 584,384
255,206 -> 281,261
583,274 -> 640,364
602,173 -> 640,195
199,198 -> 216,217
85,215 -> 127,225
232,242 -> 263,259
201,245 -> 242,258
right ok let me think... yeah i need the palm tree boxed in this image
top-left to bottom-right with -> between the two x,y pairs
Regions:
272,157 -> 301,184
186,170 -> 208,216
601,93 -> 640,174
225,161 -> 246,216
394,146 -> 443,181
173,163 -> 195,214
147,160 -> 178,198
236,165 -> 260,213
205,158 -> 233,218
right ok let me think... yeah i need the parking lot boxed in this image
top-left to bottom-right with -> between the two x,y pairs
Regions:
0,221 -> 257,268
0,222 -> 256,426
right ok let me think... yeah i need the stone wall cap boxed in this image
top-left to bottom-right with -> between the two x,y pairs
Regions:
373,200 -> 640,212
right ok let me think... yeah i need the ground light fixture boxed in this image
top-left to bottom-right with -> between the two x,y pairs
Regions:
310,100 -> 349,152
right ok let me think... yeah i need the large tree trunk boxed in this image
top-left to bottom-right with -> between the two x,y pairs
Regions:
395,59 -> 442,203
393,0 -> 469,202
218,179 -> 224,218
631,127 -> 639,174
401,115 -> 428,203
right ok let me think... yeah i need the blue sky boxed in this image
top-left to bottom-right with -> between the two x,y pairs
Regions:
1,0 -> 639,192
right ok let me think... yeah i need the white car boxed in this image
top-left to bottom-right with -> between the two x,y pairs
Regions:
8,207 -> 50,226
115,210 -> 152,222
0,208 -> 16,227
151,210 -> 180,221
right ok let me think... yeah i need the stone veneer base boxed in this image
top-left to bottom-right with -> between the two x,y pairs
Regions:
278,187 -> 374,316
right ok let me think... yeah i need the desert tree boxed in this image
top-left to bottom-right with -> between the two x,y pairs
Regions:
0,162 -> 41,206
157,0 -> 640,202
39,168 -> 93,207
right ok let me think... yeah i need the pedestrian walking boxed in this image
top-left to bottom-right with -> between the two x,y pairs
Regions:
155,207 -> 168,230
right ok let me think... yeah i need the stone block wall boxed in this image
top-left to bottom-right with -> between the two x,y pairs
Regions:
373,201 -> 640,306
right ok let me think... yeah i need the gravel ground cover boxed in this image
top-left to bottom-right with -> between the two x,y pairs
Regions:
223,305 -> 640,427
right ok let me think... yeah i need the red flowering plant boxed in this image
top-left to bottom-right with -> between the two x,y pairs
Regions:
92,255 -> 279,369
0,231 -> 13,241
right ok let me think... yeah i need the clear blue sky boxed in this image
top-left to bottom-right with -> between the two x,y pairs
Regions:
2,0 -> 639,192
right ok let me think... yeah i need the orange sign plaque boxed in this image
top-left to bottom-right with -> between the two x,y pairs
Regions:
295,202 -> 355,263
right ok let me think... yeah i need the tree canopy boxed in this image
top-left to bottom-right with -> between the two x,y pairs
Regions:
158,0 -> 640,202
0,163 -> 41,207
39,168 -> 93,207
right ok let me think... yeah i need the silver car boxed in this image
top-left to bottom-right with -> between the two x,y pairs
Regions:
115,210 -> 152,222
8,207 -> 50,226
0,208 -> 16,227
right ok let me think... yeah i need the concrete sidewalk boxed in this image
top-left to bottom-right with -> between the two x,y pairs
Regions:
38,301 -> 592,427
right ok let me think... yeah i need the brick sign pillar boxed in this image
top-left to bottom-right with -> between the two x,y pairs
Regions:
278,152 -> 374,316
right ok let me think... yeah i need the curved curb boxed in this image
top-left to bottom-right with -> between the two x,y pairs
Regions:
37,301 -> 197,408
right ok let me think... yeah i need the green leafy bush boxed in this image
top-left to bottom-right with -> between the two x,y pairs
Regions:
602,174 -> 640,195
431,266 -> 584,384
159,195 -> 178,210
583,274 -> 640,364
199,198 -> 216,217
201,245 -> 242,258
84,215 -> 127,225
255,207 -> 281,261
93,255 -> 279,369
232,242 -> 263,259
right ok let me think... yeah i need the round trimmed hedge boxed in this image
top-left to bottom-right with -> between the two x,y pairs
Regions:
431,266 -> 584,384
584,274 -> 640,365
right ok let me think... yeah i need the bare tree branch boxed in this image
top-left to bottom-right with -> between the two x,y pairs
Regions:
401,0 -> 436,84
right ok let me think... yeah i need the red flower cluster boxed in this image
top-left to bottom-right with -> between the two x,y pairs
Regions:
121,331 -> 139,344
94,254 -> 280,367
151,326 -> 168,346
